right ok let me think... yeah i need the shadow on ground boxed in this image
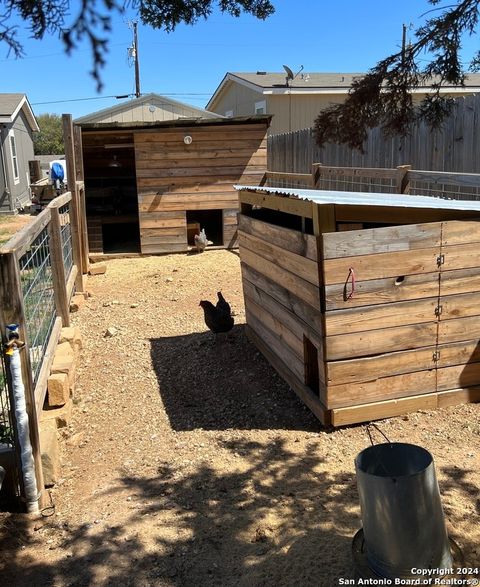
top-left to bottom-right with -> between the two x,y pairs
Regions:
149,324 -> 320,432
0,439 -> 357,586
1,440 -> 478,586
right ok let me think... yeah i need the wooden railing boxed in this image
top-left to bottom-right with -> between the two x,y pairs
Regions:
0,186 -> 85,507
260,165 -> 480,201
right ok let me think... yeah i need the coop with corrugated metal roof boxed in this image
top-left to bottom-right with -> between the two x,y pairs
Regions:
236,185 -> 480,426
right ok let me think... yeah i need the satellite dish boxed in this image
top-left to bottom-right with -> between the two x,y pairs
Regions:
283,64 -> 294,81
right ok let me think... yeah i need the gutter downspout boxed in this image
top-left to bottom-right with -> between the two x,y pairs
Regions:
0,126 -> 12,212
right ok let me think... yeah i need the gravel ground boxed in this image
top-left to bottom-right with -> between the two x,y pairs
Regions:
0,250 -> 479,586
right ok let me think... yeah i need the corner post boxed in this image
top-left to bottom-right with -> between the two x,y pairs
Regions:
396,165 -> 411,194
47,204 -> 70,327
62,114 -> 85,292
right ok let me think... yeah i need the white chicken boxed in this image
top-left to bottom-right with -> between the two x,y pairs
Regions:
194,228 -> 213,253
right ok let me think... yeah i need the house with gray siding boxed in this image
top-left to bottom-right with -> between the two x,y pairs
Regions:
0,94 -> 39,213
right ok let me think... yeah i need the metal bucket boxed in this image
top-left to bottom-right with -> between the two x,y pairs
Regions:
355,442 -> 453,579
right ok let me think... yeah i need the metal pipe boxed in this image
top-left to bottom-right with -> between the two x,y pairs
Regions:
0,126 -> 12,211
9,347 -> 39,513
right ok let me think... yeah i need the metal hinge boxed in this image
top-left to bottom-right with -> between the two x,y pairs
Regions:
433,351 -> 441,362
435,305 -> 443,317
437,253 -> 445,266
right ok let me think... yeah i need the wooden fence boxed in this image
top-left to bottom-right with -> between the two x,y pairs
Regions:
268,93 -> 480,175
0,183 -> 87,507
261,165 -> 480,201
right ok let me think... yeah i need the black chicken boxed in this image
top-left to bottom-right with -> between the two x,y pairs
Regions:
216,291 -> 231,317
199,292 -> 234,334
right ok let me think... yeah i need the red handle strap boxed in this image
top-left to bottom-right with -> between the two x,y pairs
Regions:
346,267 -> 355,300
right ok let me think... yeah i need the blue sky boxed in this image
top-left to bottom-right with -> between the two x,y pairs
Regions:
2,0 -> 478,119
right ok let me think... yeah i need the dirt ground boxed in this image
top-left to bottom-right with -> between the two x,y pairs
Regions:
0,213 -> 35,245
0,250 -> 479,586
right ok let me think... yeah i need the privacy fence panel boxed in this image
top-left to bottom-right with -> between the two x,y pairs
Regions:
268,93 -> 480,176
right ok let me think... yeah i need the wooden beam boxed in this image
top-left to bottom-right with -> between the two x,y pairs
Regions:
331,392 -> 438,426
0,208 -> 51,258
239,189 -> 314,218
62,114 -> 85,292
238,214 -> 317,261
73,124 -> 85,182
76,182 -> 90,274
47,207 -> 70,327
312,163 -> 398,180
34,317 -> 62,415
396,165 -> 411,194
312,202 -> 336,236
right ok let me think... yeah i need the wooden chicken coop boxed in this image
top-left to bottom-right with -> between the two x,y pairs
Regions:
78,116 -> 270,255
237,185 -> 480,426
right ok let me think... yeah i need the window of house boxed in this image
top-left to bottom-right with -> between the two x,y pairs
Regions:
254,100 -> 266,115
9,130 -> 19,184
225,110 -> 234,117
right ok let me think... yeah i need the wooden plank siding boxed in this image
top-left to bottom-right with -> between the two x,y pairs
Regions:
237,189 -> 480,425
239,213 -> 326,415
134,122 -> 268,254
323,218 -> 480,413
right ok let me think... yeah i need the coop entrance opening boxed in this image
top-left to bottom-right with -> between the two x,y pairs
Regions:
102,221 -> 140,253
186,210 -> 223,246
304,336 -> 320,395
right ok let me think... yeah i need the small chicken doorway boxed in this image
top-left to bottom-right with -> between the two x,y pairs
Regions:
186,210 -> 223,247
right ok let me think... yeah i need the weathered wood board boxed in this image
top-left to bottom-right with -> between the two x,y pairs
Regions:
132,121 -> 268,253
238,189 -> 480,426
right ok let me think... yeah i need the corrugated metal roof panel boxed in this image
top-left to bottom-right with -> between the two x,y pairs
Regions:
234,185 -> 480,212
79,114 -> 272,131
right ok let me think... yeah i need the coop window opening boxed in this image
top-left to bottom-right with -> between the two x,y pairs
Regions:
242,205 -> 314,234
304,336 -> 320,395
186,210 -> 223,246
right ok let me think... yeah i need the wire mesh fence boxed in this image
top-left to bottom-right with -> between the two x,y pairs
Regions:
19,227 -> 56,385
408,181 -> 480,201
59,203 -> 73,279
315,176 -> 397,194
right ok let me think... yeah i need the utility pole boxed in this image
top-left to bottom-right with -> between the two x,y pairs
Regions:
401,23 -> 407,68
128,21 -> 141,98
133,21 -> 141,98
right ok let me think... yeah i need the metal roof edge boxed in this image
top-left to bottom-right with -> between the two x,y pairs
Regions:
79,114 -> 272,131
234,185 -> 480,212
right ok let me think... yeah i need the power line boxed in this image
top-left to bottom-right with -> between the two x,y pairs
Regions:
31,92 -> 212,106
31,95 -> 135,106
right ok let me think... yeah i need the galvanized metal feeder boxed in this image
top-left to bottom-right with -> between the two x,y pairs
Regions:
353,441 -> 458,580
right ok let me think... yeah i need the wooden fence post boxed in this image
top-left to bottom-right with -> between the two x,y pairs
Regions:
0,252 -> 45,509
48,206 -> 70,327
62,114 -> 85,292
312,163 -> 322,188
396,165 -> 412,194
